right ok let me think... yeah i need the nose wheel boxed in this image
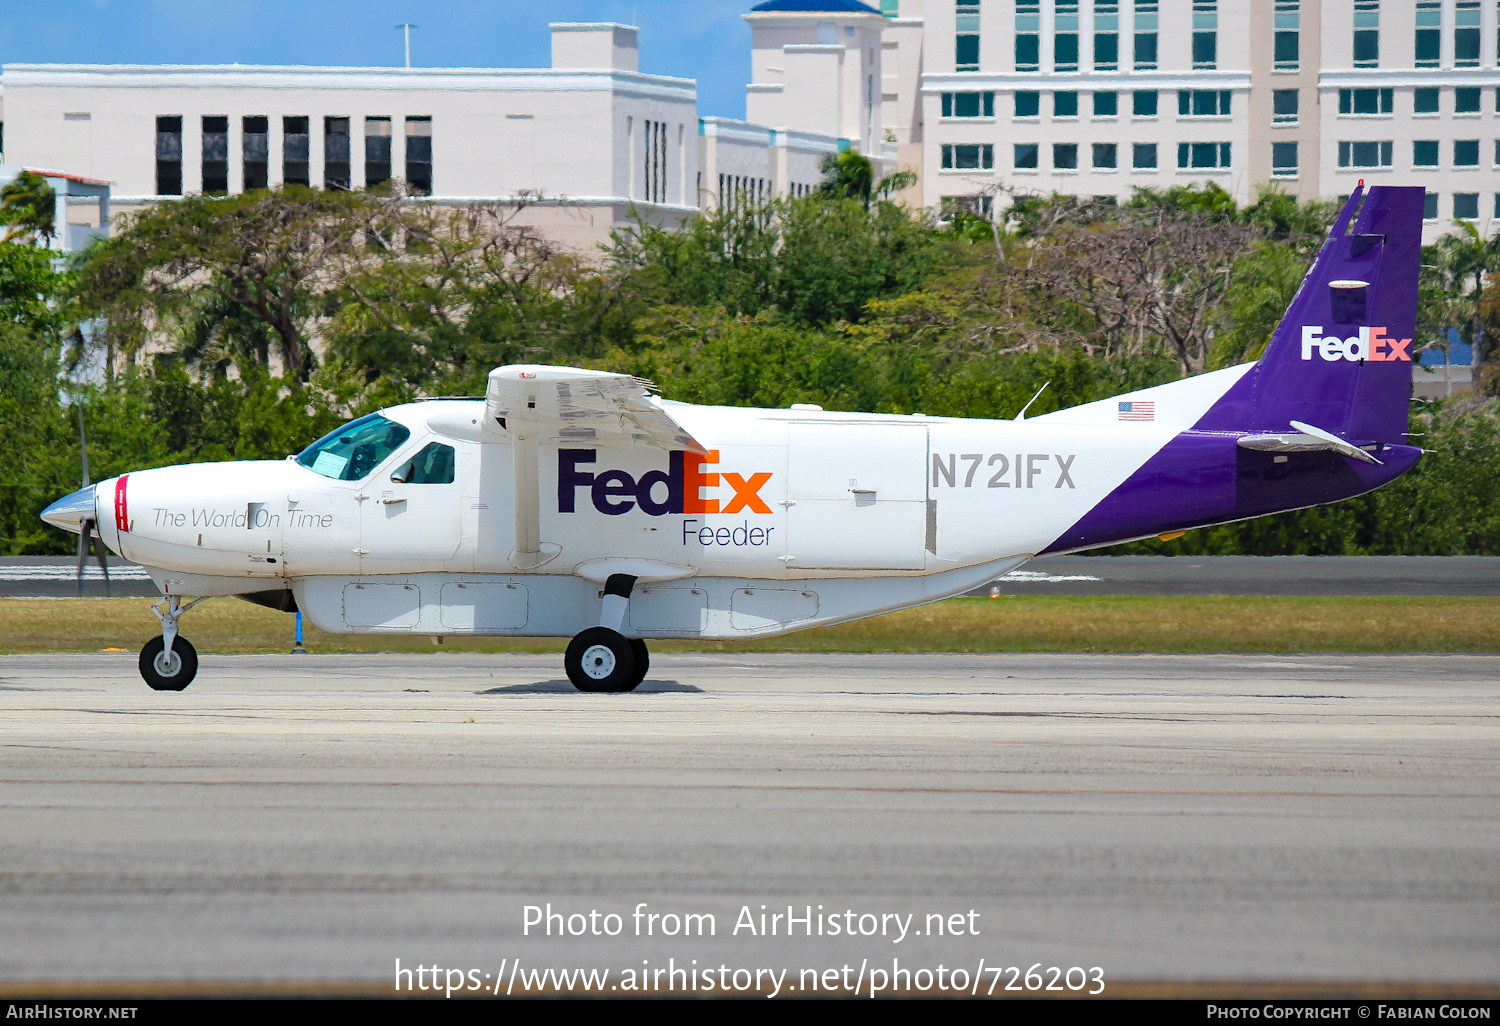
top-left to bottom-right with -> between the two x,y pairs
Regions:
139,635 -> 198,691
140,595 -> 208,691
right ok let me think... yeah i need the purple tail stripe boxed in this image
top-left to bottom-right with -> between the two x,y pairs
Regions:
1046,186 -> 1426,555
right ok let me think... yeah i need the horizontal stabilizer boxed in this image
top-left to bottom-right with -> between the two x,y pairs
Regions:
1237,419 -> 1382,464
485,365 -> 708,454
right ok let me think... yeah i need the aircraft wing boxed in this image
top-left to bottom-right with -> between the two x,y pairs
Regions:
487,366 -> 708,570
486,365 -> 708,454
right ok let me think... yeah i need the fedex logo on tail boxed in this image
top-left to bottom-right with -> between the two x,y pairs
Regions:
558,449 -> 773,517
1300,326 -> 1412,362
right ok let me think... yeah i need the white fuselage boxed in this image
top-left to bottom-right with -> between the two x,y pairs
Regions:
89,366 -> 1248,640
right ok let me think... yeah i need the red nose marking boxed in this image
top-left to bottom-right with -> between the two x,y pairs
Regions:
114,475 -> 130,533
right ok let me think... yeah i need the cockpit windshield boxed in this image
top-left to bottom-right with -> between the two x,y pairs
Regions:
295,414 -> 411,481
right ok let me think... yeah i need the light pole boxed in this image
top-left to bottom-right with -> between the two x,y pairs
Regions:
395,23 -> 418,68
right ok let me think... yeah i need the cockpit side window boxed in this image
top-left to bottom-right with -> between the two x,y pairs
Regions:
392,442 -> 456,485
296,414 -> 412,481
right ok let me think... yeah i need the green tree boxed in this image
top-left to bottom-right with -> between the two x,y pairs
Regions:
78,185 -> 373,380
0,171 -> 57,244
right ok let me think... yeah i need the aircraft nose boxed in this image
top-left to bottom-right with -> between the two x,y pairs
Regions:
40,485 -> 98,535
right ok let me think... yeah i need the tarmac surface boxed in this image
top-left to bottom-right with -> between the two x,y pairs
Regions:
5,555 -> 1499,599
0,651 -> 1496,994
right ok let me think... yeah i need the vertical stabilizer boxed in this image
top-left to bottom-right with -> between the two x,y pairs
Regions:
1200,185 -> 1425,442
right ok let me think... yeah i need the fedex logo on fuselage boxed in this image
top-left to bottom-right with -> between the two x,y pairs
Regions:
1300,326 -> 1412,362
558,449 -> 773,516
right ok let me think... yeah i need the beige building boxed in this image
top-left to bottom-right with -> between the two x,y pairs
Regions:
3,1 -> 1497,245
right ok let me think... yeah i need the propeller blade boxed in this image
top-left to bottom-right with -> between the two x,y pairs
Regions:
78,403 -> 91,488
77,518 -> 92,597
94,529 -> 111,597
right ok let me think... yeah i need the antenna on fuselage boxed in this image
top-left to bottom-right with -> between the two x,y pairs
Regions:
1014,381 -> 1050,422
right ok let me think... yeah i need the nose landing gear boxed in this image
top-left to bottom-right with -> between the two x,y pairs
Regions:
563,574 -> 649,693
140,595 -> 207,691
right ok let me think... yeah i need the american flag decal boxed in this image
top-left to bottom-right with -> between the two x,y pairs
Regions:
1118,401 -> 1155,421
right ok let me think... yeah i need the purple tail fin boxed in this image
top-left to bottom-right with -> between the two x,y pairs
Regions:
1200,184 -> 1424,442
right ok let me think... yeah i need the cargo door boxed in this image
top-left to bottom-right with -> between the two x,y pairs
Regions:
784,424 -> 927,569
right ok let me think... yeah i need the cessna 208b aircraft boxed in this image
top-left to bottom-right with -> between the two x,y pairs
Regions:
42,185 -> 1424,693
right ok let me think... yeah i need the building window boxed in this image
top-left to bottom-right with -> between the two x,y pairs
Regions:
1272,141 -> 1298,176
1338,88 -> 1393,114
1495,193 -> 1500,218
1413,87 -> 1440,114
405,116 -> 432,195
1413,139 -> 1440,166
941,195 -> 994,217
1133,142 -> 1158,168
1273,89 -> 1299,123
958,0 -> 982,71
1274,1 -> 1300,70
1015,1 -> 1040,71
1092,142 -> 1118,168
1178,141 -> 1231,169
1454,192 -> 1480,219
1179,90 -> 1231,116
324,117 -> 350,191
881,0 -> 900,13
1455,0 -> 1481,66
1133,0 -> 1158,69
365,117 -> 392,186
242,115 -> 268,191
1415,1 -> 1441,68
1093,91 -> 1118,117
944,92 -> 996,117
155,116 -> 182,196
283,116 -> 309,187
1423,193 -> 1439,219
201,115 -> 228,195
1454,139 -> 1480,166
1015,91 -> 1040,117
1014,143 -> 1040,169
942,143 -> 994,168
1054,1 -> 1080,71
1054,91 -> 1079,117
1455,87 -> 1481,113
1192,1 -> 1217,69
1133,90 -> 1158,116
1338,140 -> 1393,168
1053,142 -> 1078,169
643,119 -> 668,203
1495,139 -> 1500,165
1355,1 -> 1380,66
1094,2 -> 1119,70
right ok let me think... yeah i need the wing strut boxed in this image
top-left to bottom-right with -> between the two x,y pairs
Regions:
510,429 -> 559,569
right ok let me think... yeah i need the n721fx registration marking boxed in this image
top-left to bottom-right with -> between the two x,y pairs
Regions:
932,453 -> 1076,490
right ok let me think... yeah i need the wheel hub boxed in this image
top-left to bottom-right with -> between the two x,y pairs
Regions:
580,644 -> 616,679
153,650 -> 181,677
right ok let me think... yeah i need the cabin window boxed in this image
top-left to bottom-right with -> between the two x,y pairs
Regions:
391,442 -> 456,485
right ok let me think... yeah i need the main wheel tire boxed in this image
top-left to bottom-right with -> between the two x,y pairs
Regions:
628,638 -> 650,689
564,627 -> 638,693
139,635 -> 198,691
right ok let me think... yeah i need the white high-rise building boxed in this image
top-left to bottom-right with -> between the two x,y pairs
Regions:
0,2 -> 1495,246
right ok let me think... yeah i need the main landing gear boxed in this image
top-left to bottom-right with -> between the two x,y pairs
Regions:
139,595 -> 206,691
564,574 -> 649,693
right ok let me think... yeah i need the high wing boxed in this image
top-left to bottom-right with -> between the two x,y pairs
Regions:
486,365 -> 707,454
485,365 -> 707,570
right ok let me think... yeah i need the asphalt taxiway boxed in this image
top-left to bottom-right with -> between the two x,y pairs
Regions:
0,652 -> 1496,993
5,555 -> 1500,598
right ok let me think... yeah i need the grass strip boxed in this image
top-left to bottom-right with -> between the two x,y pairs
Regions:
0,596 -> 1495,655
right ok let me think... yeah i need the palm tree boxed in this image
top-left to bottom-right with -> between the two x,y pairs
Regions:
0,171 -> 57,244
1431,221 -> 1500,382
817,151 -> 916,209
